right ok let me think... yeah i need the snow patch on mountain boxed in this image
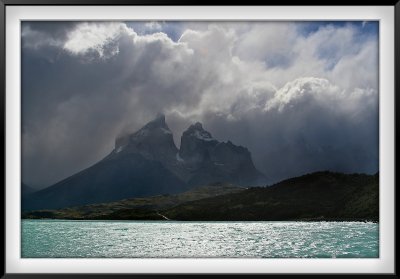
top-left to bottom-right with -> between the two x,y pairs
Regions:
176,153 -> 184,162
116,146 -> 124,153
161,128 -> 172,134
193,130 -> 215,141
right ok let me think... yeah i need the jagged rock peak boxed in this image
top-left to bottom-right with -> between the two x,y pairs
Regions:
114,113 -> 172,150
192,122 -> 203,129
129,113 -> 171,138
184,122 -> 216,142
142,113 -> 168,130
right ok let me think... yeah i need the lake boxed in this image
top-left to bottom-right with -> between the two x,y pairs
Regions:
21,220 -> 378,258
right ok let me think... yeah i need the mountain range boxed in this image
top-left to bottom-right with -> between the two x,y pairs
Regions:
22,114 -> 266,210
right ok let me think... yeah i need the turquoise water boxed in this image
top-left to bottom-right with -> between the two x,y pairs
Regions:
21,220 -> 378,258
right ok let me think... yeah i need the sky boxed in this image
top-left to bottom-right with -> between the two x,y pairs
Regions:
21,21 -> 379,189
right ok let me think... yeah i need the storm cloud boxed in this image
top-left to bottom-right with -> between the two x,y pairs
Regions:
21,21 -> 379,188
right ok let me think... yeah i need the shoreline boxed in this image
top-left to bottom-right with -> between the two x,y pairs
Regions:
21,218 -> 379,223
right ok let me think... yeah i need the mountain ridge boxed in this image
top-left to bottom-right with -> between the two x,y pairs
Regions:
23,114 -> 266,210
163,171 -> 379,221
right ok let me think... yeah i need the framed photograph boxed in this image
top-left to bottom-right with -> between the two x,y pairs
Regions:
2,2 -> 398,277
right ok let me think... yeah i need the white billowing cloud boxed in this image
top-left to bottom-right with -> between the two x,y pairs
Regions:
63,22 -> 133,57
229,23 -> 378,91
331,40 -> 378,91
265,77 -> 340,114
21,21 -> 379,187
234,22 -> 298,68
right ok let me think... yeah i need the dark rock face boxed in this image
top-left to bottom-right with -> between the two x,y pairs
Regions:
179,122 -> 219,167
23,114 -> 266,210
108,113 -> 188,182
109,113 -> 178,164
179,123 -> 265,186
23,153 -> 188,210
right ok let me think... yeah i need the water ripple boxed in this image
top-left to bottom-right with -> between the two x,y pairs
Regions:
21,220 -> 379,258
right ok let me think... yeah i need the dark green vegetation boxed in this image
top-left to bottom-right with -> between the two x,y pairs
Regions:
22,171 -> 378,221
163,171 -> 379,221
22,183 -> 244,220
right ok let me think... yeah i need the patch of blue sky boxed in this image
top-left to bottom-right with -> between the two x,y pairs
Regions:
296,21 -> 378,71
297,21 -> 378,38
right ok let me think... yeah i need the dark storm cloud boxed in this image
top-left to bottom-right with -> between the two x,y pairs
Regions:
23,21 -> 77,38
201,81 -> 378,183
21,21 -> 379,188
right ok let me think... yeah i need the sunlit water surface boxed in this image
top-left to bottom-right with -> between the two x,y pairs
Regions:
22,220 -> 378,258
